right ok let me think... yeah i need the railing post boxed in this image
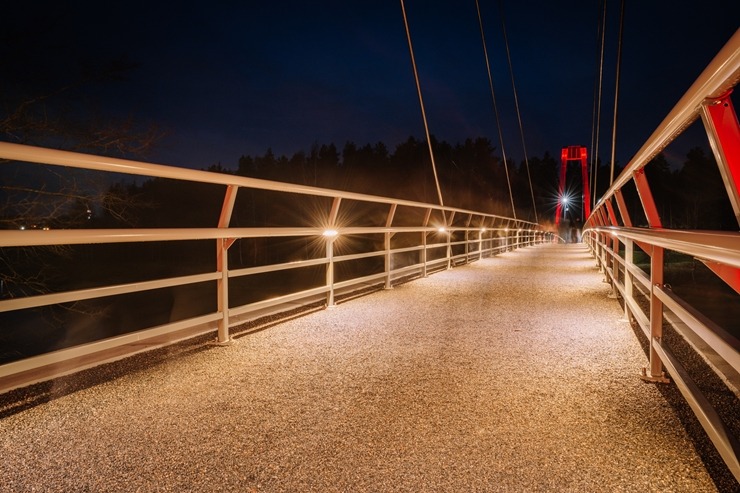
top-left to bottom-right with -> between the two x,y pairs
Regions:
642,245 -> 670,383
216,185 -> 238,344
479,228 -> 484,260
326,236 -> 336,307
422,208 -> 431,278
325,197 -> 342,307
384,204 -> 397,289
464,213 -> 472,264
446,211 -> 454,270
624,238 -> 634,321
611,237 -> 619,295
216,238 -> 230,343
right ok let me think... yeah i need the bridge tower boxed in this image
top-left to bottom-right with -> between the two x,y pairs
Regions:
555,145 -> 591,228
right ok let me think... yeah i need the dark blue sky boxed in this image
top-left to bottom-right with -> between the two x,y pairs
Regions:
4,1 -> 739,171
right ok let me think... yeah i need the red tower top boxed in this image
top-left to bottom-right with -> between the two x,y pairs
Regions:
555,145 -> 591,229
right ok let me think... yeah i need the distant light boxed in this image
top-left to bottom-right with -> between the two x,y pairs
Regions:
480,227 -> 487,232
323,229 -> 338,237
504,228 -> 509,232
19,225 -> 26,230
561,196 -> 569,205
438,227 -> 447,233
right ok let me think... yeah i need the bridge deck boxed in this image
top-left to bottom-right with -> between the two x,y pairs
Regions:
0,244 -> 723,491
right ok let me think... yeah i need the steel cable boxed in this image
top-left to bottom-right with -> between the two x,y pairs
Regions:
497,0 -> 537,223
609,0 -> 625,186
399,0 -> 446,210
592,0 -> 607,209
475,0 -> 517,219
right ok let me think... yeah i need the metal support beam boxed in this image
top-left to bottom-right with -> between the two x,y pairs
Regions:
701,91 -> 740,228
699,259 -> 740,295
633,168 -> 663,228
614,189 -> 632,227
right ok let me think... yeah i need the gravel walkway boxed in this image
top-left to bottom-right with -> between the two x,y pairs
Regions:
0,244 -> 725,492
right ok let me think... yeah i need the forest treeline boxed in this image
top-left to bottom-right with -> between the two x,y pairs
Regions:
197,136 -> 734,230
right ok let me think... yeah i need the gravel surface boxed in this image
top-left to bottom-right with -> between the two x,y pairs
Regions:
0,244 -> 727,492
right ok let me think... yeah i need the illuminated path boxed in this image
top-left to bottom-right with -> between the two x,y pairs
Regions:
0,244 -> 723,491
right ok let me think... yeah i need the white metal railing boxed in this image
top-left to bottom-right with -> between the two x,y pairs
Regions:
0,141 -> 551,392
584,28 -> 740,482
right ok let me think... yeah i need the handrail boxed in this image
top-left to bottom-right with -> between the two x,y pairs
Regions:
592,226 -> 740,268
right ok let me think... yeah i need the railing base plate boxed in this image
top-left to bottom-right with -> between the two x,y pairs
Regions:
211,339 -> 234,347
640,368 -> 671,384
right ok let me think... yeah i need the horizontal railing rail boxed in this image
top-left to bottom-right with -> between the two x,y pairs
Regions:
0,141 -> 551,393
583,28 -> 740,482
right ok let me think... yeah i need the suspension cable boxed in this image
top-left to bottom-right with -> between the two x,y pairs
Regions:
497,0 -> 537,223
589,1 -> 604,205
399,0 -> 445,208
475,0 -> 516,219
592,0 -> 607,210
609,0 -> 625,185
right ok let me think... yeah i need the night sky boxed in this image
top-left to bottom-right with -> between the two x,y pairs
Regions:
3,1 -> 739,173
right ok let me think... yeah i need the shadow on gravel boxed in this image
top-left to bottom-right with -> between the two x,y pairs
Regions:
0,333 -> 217,420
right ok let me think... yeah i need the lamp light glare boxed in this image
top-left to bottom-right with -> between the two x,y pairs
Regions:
323,229 -> 338,237
438,227 -> 447,233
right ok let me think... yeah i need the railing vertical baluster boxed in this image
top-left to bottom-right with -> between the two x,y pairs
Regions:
446,211 -> 455,270
385,204 -> 397,289
326,238 -> 335,307
325,197 -> 342,307
624,238 -> 634,321
479,227 -> 484,261
216,185 -> 239,344
422,208 -> 431,277
643,245 -> 670,383
216,238 -> 230,343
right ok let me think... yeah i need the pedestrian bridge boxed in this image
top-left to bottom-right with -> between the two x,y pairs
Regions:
0,243 -> 734,491
1,21 -> 740,493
